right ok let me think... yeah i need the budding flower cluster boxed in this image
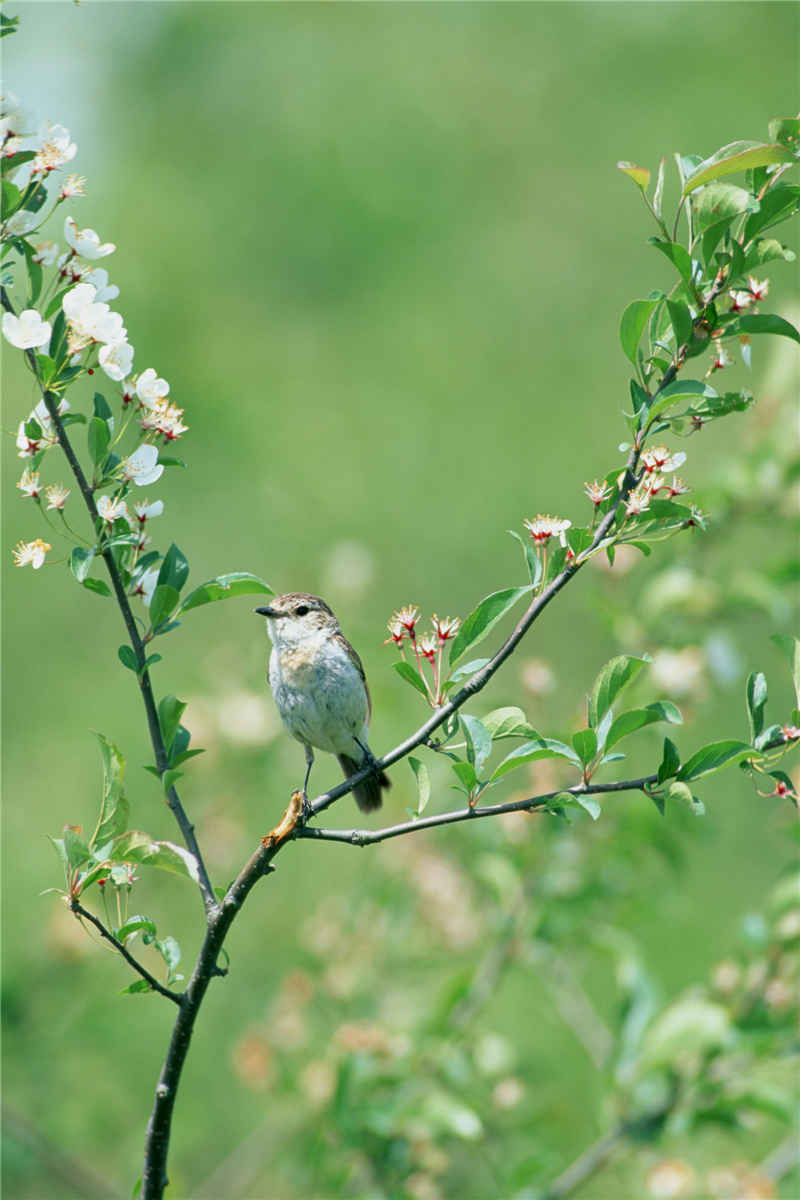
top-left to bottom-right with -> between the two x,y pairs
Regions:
383,606 -> 461,706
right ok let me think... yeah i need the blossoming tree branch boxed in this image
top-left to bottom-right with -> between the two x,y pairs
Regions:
3,61 -> 799,1200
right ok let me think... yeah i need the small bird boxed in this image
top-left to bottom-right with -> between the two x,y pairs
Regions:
256,593 -> 390,815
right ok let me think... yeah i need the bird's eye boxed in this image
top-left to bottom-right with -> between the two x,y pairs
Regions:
295,605 -> 309,617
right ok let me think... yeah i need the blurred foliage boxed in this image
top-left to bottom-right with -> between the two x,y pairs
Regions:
2,3 -> 799,1199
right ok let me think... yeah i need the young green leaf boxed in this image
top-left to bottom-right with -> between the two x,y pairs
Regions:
87,416 -> 110,467
91,732 -> 129,846
489,738 -> 582,783
647,239 -> 696,292
461,714 -> 493,775
666,781 -> 705,815
70,546 -> 94,583
571,728 -> 598,767
148,584 -> 181,630
677,739 -> 754,782
508,529 -> 543,588
156,543 -> 190,593
683,140 -> 796,194
118,644 -> 140,674
714,312 -> 800,345
392,660 -> 430,698
617,161 -> 650,192
63,824 -> 92,870
451,760 -> 477,795
177,573 -> 274,615
448,585 -> 533,667
481,706 -> 539,741
157,694 -> 187,757
118,979 -> 152,996
588,654 -> 652,728
448,658 -> 491,683
408,757 -> 431,816
116,917 -> 157,942
605,702 -> 682,750
746,671 -> 768,744
619,296 -> 661,365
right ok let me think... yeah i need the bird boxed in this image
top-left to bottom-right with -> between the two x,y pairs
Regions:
255,592 -> 390,815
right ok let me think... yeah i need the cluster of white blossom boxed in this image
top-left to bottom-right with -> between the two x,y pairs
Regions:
1,99 -> 186,583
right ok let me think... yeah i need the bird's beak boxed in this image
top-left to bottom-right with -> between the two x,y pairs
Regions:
255,606 -> 278,617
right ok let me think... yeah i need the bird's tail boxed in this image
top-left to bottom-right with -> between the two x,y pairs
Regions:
337,754 -> 390,814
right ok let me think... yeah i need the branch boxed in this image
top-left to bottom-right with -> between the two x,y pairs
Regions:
300,775 -> 657,845
2,287 -> 217,916
70,899 -> 183,1006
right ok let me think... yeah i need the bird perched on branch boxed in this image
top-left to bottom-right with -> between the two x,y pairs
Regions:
256,593 -> 390,816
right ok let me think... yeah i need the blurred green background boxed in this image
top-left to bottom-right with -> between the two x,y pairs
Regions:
2,3 -> 798,1198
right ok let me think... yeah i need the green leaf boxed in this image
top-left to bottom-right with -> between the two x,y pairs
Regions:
157,694 -> 187,757
392,660 -> 430,698
769,117 -> 800,153
448,658 -> 491,683
148,584 -> 181,630
714,312 -> 800,346
508,529 -> 543,588
70,546 -> 95,583
63,824 -> 92,870
87,416 -> 110,467
93,391 -> 114,426
588,654 -> 652,728
666,298 -> 693,350
605,702 -> 682,750
481,706 -> 539,740
118,645 -> 140,674
617,161 -> 650,192
407,757 -> 431,816
156,543 -> 190,593
677,740 -> 754,782
694,183 -> 756,230
656,738 -> 681,786
575,793 -> 601,820
647,239 -> 696,291
118,979 -> 152,996
161,769 -> 183,795
461,715 -> 492,774
91,733 -> 129,846
116,917 -> 157,942
571,728 -> 597,767
742,237 -> 796,272
771,633 -> 800,705
743,184 -> 800,241
746,671 -> 768,743
451,760 -> 477,794
683,141 -> 796,194
109,832 -> 200,882
666,781 -> 705,815
82,577 -> 112,598
489,738 -> 582,783
177,572 -> 274,615
619,296 -> 660,365
153,935 -> 181,975
448,585 -> 532,666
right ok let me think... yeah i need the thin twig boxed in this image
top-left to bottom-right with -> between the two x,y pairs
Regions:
299,775 -> 658,845
71,899 -> 183,1006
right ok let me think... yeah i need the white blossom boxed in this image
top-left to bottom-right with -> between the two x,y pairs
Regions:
13,538 -> 51,569
121,444 -> 164,486
2,308 -> 52,350
135,367 -> 170,410
32,122 -> 77,173
64,216 -> 115,259
2,209 -> 38,238
99,339 -> 134,381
